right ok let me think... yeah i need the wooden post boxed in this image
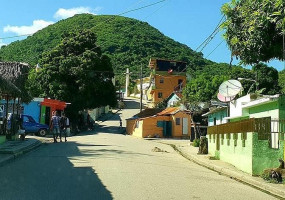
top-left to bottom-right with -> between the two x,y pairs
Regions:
140,65 -> 143,112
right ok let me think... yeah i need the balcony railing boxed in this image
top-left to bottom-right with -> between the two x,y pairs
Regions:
208,117 -> 285,139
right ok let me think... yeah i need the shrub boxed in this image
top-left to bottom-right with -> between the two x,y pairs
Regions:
192,138 -> 200,147
261,169 -> 284,184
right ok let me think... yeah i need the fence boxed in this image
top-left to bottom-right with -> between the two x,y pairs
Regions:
208,117 -> 285,149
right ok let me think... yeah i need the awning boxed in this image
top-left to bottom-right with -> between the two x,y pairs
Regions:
41,98 -> 67,110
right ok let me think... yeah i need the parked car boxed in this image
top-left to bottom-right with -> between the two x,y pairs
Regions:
8,114 -> 49,137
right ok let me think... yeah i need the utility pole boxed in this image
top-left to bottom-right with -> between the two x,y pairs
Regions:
140,64 -> 143,112
125,68 -> 130,98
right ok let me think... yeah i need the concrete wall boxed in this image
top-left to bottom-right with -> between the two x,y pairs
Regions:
152,74 -> 186,104
249,101 -> 279,119
126,119 -> 136,135
132,120 -> 144,138
127,112 -> 190,138
230,94 -> 251,118
252,133 -> 284,175
208,132 -> 284,175
171,112 -> 191,137
23,101 -> 41,123
89,106 -> 109,121
142,116 -> 169,138
208,132 -> 253,174
208,109 -> 227,126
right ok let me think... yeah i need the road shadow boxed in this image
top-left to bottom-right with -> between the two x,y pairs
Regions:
0,142 -> 113,200
122,99 -> 143,109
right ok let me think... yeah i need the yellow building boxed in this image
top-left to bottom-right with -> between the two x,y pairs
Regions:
147,58 -> 187,107
126,107 -> 191,138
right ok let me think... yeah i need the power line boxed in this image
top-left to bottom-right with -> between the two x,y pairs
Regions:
205,40 -> 224,59
178,15 -> 226,74
195,15 -> 225,52
0,0 -> 167,41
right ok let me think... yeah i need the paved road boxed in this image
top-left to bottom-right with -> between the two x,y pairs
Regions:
0,98 -> 278,200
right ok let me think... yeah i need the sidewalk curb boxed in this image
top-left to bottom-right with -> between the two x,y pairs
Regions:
0,140 -> 42,167
170,144 -> 285,199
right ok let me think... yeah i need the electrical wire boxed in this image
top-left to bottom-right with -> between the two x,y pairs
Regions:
195,15 -> 225,52
205,40 -> 224,59
0,0 -> 167,41
1,0 -> 169,78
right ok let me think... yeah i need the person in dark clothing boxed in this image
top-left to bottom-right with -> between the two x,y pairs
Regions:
119,118 -> 122,129
59,112 -> 68,142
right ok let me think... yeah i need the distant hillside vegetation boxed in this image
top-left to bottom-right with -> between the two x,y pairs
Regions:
0,14 -> 217,76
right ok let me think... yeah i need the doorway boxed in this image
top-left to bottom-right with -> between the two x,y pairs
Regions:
182,118 -> 188,135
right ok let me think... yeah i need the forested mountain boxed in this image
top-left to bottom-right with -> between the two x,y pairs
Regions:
0,14 -> 214,77
1,14 -> 281,102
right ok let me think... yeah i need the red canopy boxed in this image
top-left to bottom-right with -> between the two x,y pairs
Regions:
41,98 -> 66,111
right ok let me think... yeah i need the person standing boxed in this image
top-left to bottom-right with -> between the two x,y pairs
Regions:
50,111 -> 60,143
59,112 -> 68,142
119,118 -> 122,129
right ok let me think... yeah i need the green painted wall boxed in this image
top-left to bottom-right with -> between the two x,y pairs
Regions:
208,133 -> 253,174
252,133 -> 284,175
208,109 -> 227,126
249,101 -> 279,119
218,133 -> 253,174
0,135 -> 6,144
208,132 -> 284,175
249,101 -> 278,114
40,106 -> 46,124
207,135 -> 216,157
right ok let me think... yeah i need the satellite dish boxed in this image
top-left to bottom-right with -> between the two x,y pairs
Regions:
217,93 -> 235,102
219,80 -> 242,97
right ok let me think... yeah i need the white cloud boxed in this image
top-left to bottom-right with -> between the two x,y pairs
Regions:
3,20 -> 54,35
54,7 -> 100,20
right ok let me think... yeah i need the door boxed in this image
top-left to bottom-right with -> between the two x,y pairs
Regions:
45,107 -> 51,125
162,121 -> 172,137
182,118 -> 188,135
166,121 -> 172,137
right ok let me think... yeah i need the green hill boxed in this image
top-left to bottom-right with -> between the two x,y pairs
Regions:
0,14 -> 215,76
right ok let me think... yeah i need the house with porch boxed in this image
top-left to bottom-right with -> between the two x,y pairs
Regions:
207,94 -> 285,175
126,107 -> 191,138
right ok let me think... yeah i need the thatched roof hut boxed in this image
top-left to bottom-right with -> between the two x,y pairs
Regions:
0,62 -> 32,102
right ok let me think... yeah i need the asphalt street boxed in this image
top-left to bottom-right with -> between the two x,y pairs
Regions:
0,98 -> 279,200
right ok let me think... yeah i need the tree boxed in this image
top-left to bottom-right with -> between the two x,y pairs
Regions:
222,0 -> 285,64
253,63 -> 280,95
183,74 -> 229,103
279,70 -> 285,94
27,29 -> 117,119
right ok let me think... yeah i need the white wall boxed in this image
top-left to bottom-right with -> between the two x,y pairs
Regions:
230,94 -> 251,118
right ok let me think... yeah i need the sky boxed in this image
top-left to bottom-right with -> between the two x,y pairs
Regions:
0,0 -> 284,71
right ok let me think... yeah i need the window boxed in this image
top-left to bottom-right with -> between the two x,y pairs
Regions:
158,92 -> 163,98
23,116 -> 30,123
160,78 -> 164,83
157,121 -> 163,127
135,121 -> 139,128
176,118 -> 180,125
